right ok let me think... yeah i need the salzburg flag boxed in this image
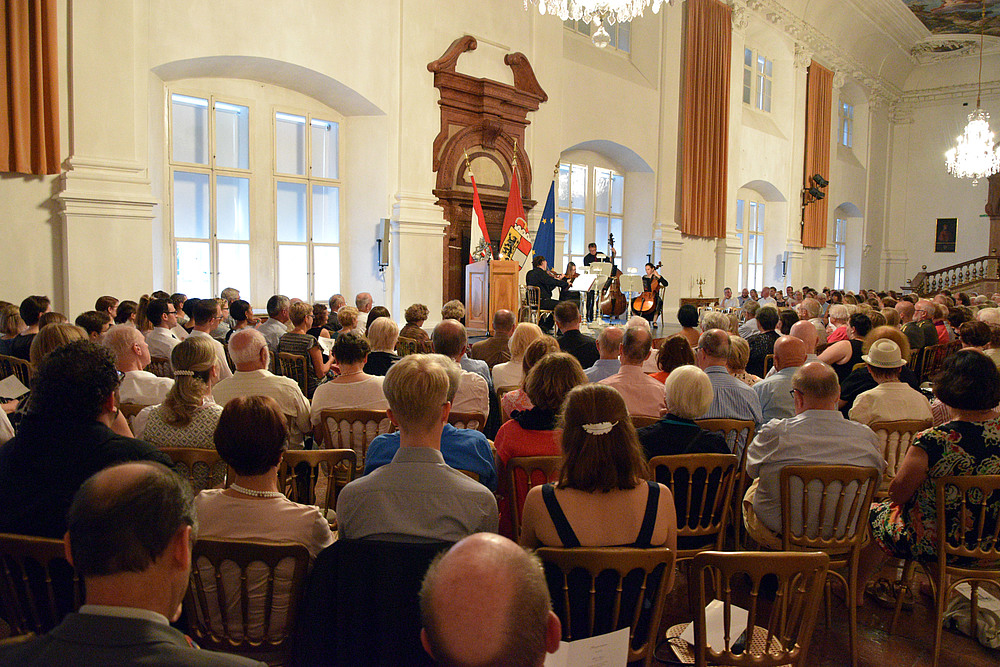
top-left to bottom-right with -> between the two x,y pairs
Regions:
499,168 -> 532,269
468,174 -> 493,263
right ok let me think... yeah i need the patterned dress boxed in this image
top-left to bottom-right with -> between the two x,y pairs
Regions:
870,417 -> 1000,562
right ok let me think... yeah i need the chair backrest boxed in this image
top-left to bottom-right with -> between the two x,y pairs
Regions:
146,356 -> 172,378
779,465 -> 880,552
318,408 -> 395,468
630,414 -> 659,429
652,337 -> 667,350
186,539 -> 310,662
0,354 -> 33,390
648,454 -> 739,554
395,336 -> 418,357
525,284 -> 541,309
689,551 -> 829,667
763,354 -> 774,375
868,419 -> 931,489
276,352 -> 310,397
0,533 -> 83,637
507,456 -> 562,539
279,449 -> 357,517
448,411 -> 487,432
935,475 -> 1000,564
159,447 -> 227,492
118,403 -> 148,432
920,342 -> 952,383
907,347 -> 924,375
694,419 -> 756,455
537,546 -> 676,666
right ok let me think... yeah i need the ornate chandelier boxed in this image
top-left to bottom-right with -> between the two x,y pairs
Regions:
944,1 -> 1000,186
523,0 -> 676,48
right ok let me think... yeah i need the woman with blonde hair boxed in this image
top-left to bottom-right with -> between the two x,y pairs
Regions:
335,306 -> 360,335
492,322 -> 543,388
133,336 -> 222,448
519,384 -> 676,550
29,323 -> 87,366
277,301 -> 334,398
726,335 -> 760,386
0,304 -> 25,357
363,316 -> 400,376
500,335 -> 559,419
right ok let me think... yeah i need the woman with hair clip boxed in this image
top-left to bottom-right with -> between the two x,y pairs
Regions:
518,383 -> 676,551
133,335 -> 222,448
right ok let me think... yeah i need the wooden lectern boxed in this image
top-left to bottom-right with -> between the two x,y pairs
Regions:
465,260 -> 520,334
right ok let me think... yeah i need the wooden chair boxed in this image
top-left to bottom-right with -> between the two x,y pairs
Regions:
779,465 -> 880,667
763,353 -> 774,375
395,336 -> 418,356
890,475 -> 1000,667
665,551 -> 829,667
186,539 -> 310,665
159,447 -> 227,492
0,354 -> 32,390
652,337 -> 667,350
0,533 -> 83,637
524,285 -> 552,325
117,402 -> 147,432
507,456 -> 561,539
630,414 -> 659,429
496,385 -> 518,422
146,356 -> 172,378
695,419 -> 757,548
648,454 -> 739,560
868,419 -> 931,498
448,411 -> 487,432
907,346 -> 924,375
317,408 -> 395,470
223,342 -> 236,372
517,284 -> 532,323
919,341 -> 959,384
279,449 -> 357,523
276,352 -> 310,398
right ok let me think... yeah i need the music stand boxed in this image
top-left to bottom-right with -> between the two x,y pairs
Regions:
584,264 -> 612,324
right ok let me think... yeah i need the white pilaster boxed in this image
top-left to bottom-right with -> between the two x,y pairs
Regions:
391,192 -> 449,321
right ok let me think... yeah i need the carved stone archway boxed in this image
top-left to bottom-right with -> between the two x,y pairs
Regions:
428,36 -> 547,303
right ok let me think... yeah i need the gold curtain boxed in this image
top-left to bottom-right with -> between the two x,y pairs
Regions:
802,61 -> 833,248
681,0 -> 731,238
1,0 -> 60,175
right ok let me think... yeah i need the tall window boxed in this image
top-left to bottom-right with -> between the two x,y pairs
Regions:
834,217 -> 846,290
274,112 -> 342,302
735,198 -> 764,291
170,93 -> 252,300
558,162 -> 624,270
564,18 -> 631,54
839,102 -> 854,147
743,49 -> 772,112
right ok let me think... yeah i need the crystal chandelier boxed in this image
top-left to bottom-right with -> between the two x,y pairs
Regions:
944,1 -> 1000,186
524,0 -> 676,48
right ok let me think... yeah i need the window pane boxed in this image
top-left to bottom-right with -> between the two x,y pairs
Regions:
216,176 -> 250,241
610,218 -> 622,247
595,215 -> 609,248
275,112 -> 306,175
558,164 -> 570,208
595,168 -> 611,213
755,234 -> 764,263
747,235 -> 756,264
215,101 -> 249,170
618,21 -> 630,53
736,233 -> 743,260
171,94 -> 209,165
603,20 -> 616,48
176,241 -> 211,297
314,245 -> 341,300
757,203 -> 765,232
756,74 -> 765,109
743,68 -> 752,105
571,165 -> 587,210
311,118 -> 339,179
312,185 -> 340,243
757,55 -> 765,74
745,48 -> 753,67
611,174 -> 624,215
763,79 -> 772,113
278,245 -> 309,300
736,200 -> 744,231
765,58 -> 772,77
276,181 -> 307,242
218,243 -> 251,302
570,214 -> 585,255
173,171 -> 210,239
748,202 -> 757,232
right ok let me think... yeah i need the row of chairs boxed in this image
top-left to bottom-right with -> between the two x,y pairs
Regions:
908,340 -> 961,383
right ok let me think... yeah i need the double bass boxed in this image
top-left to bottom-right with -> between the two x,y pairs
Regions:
631,262 -> 663,317
599,233 -> 627,318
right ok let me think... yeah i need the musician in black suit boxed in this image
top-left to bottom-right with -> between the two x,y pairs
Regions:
525,256 -> 567,333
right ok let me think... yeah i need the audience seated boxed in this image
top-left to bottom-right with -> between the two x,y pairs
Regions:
519,384 -> 677,550
796,297 -> 828,345
213,329 -> 311,449
584,325 -> 624,383
500,336 -> 559,419
432,319 -> 490,418
133,336 -> 222,448
363,316 -> 401,376
753,335 -> 807,422
826,304 -> 850,343
186,299 -> 233,382
441,299 -> 465,322
210,297 -> 232,340
364,353 -> 496,492
94,295 -> 118,320
553,301 -> 598,370
743,362 -> 884,549
912,299 -> 941,348
115,299 -> 138,326
305,303 -> 331,340
277,302 -> 333,398
726,334 -> 760,386
492,322 -> 543,388
0,341 -> 171,538
818,312 -> 872,384
336,354 -> 498,541
598,325 -> 666,418
365,306 -> 391,335
471,309 -> 514,369
638,365 -> 729,458
419,533 -> 561,666
226,299 -> 257,343
355,292 -> 374,315
673,304 -> 701,348
738,300 -> 760,339
105,324 -> 173,406
9,295 -> 50,360
258,295 -> 291,353
848,339 -> 932,425
0,302 -> 25,356
695,329 -> 763,453
746,305 -> 780,377
74,310 -> 112,341
837,325 -> 920,416
310,333 -> 388,436
648,335 -> 695,384
144,297 -> 183,361
325,294 -> 345,333
400,303 -> 430,343
334,306 -> 361,336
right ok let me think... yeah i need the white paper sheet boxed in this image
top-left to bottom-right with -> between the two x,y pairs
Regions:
317,336 -> 335,356
544,627 -> 629,667
0,374 -> 29,400
680,600 -> 749,653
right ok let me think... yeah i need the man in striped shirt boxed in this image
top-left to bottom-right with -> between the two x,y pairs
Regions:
695,329 -> 763,456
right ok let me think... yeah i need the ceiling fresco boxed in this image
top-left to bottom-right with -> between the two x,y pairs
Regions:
902,1 -> 1000,38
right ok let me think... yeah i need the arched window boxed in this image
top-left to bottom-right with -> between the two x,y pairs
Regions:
558,161 -> 624,270
735,196 -> 765,291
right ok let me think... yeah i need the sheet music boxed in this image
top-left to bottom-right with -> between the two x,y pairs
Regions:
569,274 -> 598,292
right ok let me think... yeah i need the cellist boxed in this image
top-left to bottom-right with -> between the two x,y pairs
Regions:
632,262 -> 665,324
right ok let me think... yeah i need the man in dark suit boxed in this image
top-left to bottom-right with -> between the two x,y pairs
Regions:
0,461 -> 262,666
525,255 -> 567,332
470,309 -> 514,370
553,301 -> 599,369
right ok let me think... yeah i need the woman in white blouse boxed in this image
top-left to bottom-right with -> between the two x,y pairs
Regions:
492,322 -> 543,389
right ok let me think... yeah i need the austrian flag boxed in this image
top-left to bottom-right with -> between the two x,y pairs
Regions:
468,174 -> 493,264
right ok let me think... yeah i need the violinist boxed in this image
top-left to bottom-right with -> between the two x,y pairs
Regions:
559,261 -> 580,303
526,255 -> 568,333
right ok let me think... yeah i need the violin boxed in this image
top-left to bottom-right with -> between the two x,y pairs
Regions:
631,262 -> 664,316
563,264 -> 580,285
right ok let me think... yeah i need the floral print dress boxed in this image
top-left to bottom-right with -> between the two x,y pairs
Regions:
870,417 -> 1000,562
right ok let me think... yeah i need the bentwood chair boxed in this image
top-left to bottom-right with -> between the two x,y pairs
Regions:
146,356 -> 172,378
447,411 -> 487,432
276,352 -> 310,398
695,419 -> 757,548
867,419 -> 931,499
0,355 -> 32,390
0,533 -> 83,637
316,408 -> 395,471
159,447 -> 227,492
279,449 -> 357,527
506,456 -> 562,539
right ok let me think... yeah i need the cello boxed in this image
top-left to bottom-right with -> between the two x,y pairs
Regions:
599,233 -> 627,318
631,262 -> 663,317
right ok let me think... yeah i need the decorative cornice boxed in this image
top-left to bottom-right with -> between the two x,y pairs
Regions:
832,71 -> 846,90
892,79 -> 1000,118
731,6 -> 750,32
910,39 -> 980,64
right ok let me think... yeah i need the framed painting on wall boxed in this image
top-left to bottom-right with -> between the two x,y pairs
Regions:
935,218 -> 956,253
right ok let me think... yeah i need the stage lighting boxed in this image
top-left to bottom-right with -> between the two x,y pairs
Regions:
807,186 -> 826,200
811,174 -> 829,188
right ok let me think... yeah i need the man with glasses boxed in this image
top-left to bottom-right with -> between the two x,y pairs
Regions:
695,329 -> 763,455
187,299 -> 234,381
144,298 -> 181,360
913,299 -> 941,349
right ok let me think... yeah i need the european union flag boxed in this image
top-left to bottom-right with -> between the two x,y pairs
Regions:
534,180 -> 556,266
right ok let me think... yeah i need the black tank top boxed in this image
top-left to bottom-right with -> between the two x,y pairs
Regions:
540,481 -> 660,548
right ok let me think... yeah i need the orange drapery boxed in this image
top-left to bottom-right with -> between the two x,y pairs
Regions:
1,0 -> 60,175
681,0 -> 731,239
802,61 -> 833,249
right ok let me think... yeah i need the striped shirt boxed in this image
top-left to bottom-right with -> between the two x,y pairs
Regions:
699,365 -> 763,454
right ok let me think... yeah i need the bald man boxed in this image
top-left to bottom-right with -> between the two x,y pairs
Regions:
470,309 -> 514,369
420,533 -> 561,666
764,320 -> 819,378
584,325 -> 623,382
752,336 -> 807,421
743,362 -> 884,549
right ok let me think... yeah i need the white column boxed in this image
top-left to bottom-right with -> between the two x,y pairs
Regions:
391,192 -> 449,323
